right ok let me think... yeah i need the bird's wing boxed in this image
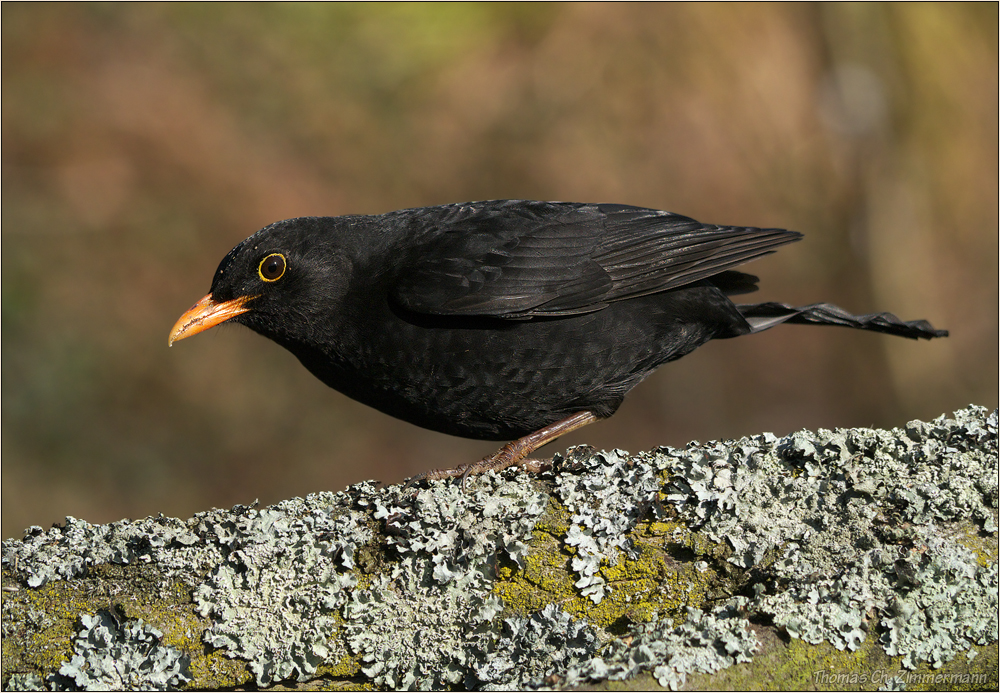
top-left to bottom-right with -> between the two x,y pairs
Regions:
390,201 -> 801,318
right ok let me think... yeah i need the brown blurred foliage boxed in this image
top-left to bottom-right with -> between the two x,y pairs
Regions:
3,4 -> 997,539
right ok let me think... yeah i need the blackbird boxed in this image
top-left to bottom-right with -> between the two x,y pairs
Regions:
169,200 -> 947,485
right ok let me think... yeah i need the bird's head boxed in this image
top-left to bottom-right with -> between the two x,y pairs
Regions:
169,218 -> 354,347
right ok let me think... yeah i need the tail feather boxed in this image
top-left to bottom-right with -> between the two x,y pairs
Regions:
737,301 -> 948,340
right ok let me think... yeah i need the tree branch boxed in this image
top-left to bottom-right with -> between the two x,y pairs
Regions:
3,406 -> 997,691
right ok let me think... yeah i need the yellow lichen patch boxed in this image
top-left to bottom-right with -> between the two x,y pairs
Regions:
492,497 -> 578,614
314,651 -> 365,680
640,513 -> 731,563
493,524 -> 578,617
1,575 -> 84,676
531,496 -> 573,537
577,533 -> 722,630
493,504 -> 732,631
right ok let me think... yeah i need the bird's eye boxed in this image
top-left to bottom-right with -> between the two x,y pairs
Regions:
258,253 -> 286,282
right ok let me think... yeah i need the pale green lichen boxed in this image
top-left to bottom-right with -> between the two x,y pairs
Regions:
341,475 -> 550,689
2,513 -> 220,590
192,491 -> 371,686
879,535 -> 998,669
471,603 -> 601,688
558,605 -> 758,690
656,406 -> 997,669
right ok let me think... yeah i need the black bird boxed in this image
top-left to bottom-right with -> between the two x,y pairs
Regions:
169,200 -> 947,484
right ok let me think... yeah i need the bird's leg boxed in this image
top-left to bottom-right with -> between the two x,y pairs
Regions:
406,411 -> 601,491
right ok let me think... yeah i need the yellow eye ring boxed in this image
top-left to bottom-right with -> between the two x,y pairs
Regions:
258,253 -> 287,282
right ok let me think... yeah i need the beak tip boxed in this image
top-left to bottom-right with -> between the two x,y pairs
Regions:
168,319 -> 190,347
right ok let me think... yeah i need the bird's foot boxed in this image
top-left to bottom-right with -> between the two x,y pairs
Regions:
404,441 -> 534,491
403,410 -> 600,492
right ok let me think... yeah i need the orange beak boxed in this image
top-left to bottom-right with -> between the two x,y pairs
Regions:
168,293 -> 255,346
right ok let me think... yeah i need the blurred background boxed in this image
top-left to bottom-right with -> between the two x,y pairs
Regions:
3,3 -> 996,539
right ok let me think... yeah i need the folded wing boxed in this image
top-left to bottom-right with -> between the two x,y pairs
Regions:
391,201 -> 801,318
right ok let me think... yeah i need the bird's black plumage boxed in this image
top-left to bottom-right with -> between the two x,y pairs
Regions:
170,200 -> 947,477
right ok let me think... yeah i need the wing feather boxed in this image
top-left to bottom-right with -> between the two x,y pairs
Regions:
390,201 -> 800,318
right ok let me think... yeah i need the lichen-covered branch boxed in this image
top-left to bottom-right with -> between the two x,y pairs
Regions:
3,406 -> 997,691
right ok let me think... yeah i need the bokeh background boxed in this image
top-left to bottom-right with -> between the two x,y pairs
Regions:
3,3 -> 997,539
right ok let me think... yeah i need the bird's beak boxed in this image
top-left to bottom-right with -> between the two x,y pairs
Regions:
169,293 -> 254,346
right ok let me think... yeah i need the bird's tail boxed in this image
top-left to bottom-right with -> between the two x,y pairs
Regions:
736,301 -> 948,340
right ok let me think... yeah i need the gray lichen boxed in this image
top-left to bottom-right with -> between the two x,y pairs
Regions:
2,514 -> 214,590
472,603 -> 602,689
651,406 -> 998,668
192,493 -> 370,686
879,533 -> 997,669
2,405 -> 997,691
342,475 -> 549,689
560,605 -> 758,691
